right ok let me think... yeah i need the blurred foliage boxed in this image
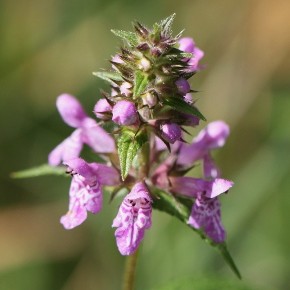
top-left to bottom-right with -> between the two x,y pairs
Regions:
1,0 -> 290,289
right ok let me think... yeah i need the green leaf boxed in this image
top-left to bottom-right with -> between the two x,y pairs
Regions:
117,130 -> 148,180
216,243 -> 242,279
111,29 -> 138,47
11,164 -> 66,179
163,97 -> 206,121
133,71 -> 148,97
152,187 -> 241,279
159,13 -> 176,37
92,71 -> 123,84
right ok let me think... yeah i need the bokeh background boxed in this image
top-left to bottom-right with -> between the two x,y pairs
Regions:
1,0 -> 290,289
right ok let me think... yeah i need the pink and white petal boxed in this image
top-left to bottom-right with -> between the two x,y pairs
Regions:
56,94 -> 87,128
126,182 -> 152,202
205,178 -> 234,198
60,177 -> 88,229
112,183 -> 152,256
60,204 -> 87,230
188,198 -> 226,243
84,183 -> 103,214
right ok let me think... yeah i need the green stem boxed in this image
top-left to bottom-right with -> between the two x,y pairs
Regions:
122,249 -> 139,290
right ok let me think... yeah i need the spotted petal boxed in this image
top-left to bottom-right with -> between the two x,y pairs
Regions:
188,197 -> 225,243
112,182 -> 152,255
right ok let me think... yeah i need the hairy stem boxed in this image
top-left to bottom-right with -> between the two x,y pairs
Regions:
122,249 -> 139,290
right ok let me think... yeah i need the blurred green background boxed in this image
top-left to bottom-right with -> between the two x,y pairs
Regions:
1,0 -> 290,289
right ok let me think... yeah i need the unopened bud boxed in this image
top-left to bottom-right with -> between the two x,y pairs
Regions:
176,78 -> 190,95
160,123 -> 182,144
142,92 -> 157,108
120,82 -> 132,97
138,57 -> 151,71
112,100 -> 138,126
94,99 -> 112,120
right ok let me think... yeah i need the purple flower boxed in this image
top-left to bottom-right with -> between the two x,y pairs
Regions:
160,123 -> 182,144
94,98 -> 112,120
188,197 -> 225,243
169,176 -> 233,199
112,182 -> 152,255
177,121 -> 230,167
178,37 -> 204,72
170,175 -> 233,243
112,100 -> 138,126
61,158 -> 119,229
48,94 -> 115,166
175,78 -> 191,95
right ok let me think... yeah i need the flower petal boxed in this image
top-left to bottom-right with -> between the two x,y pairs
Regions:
81,118 -> 116,153
112,182 -> 152,255
205,178 -> 234,198
60,177 -> 88,229
89,163 -> 120,186
188,197 -> 225,243
48,129 -> 83,166
64,157 -> 96,185
60,174 -> 103,229
56,94 -> 87,128
177,121 -> 230,166
169,176 -> 233,198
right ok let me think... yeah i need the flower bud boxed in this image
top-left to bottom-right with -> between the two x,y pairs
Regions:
142,92 -> 157,108
112,100 -> 138,126
175,78 -> 190,95
182,114 -> 200,127
184,93 -> 193,104
160,123 -> 182,144
120,82 -> 132,97
138,57 -> 151,71
94,98 -> 112,120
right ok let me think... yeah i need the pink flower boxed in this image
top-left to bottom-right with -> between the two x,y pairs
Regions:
177,121 -> 230,166
169,176 -> 233,199
112,100 -> 139,126
48,94 -> 116,166
112,182 -> 152,255
61,158 -> 119,229
188,197 -> 225,243
170,175 -> 233,243
178,37 -> 204,72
